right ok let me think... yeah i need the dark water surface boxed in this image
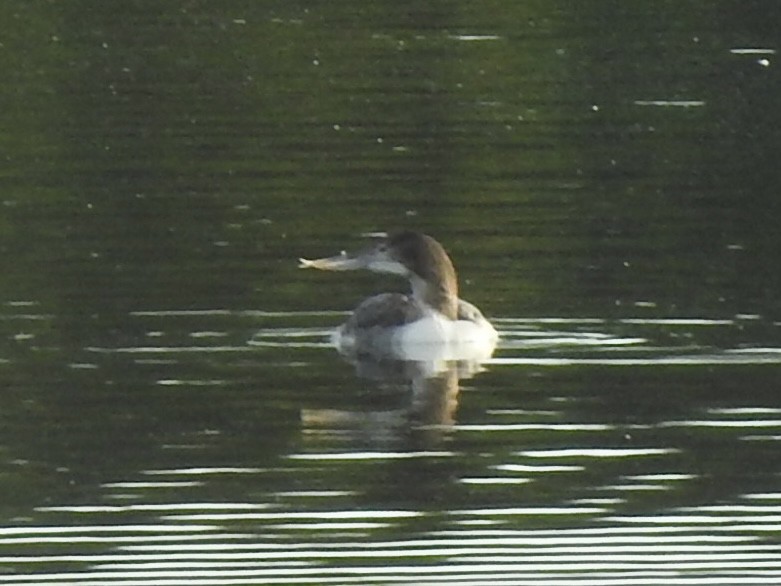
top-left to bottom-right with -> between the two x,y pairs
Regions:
2,2 -> 781,585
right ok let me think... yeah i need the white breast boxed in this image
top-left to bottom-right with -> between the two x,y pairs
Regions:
390,312 -> 498,362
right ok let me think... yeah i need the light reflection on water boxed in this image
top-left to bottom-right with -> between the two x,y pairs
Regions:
1,1 -> 779,582
4,495 -> 781,585
2,307 -> 781,584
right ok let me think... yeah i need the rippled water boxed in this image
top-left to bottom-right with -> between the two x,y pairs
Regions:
3,305 -> 781,584
3,1 -> 781,585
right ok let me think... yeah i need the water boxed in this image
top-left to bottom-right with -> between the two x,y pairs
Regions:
2,2 -> 781,585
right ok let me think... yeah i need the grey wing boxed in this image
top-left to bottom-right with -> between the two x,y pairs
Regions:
457,299 -> 487,322
344,293 -> 423,330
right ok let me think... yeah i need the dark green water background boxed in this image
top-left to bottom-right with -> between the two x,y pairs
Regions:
2,2 -> 781,584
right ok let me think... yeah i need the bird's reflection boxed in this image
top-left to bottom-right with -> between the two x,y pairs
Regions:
301,345 -> 493,448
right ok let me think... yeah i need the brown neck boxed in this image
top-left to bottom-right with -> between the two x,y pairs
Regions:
409,242 -> 458,319
389,231 -> 460,319
427,279 -> 459,319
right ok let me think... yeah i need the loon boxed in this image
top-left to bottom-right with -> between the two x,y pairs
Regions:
299,231 -> 497,357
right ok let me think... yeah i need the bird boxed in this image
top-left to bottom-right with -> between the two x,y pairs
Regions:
300,231 -> 497,359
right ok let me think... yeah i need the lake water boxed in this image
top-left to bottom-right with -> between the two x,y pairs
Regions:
2,2 -> 781,585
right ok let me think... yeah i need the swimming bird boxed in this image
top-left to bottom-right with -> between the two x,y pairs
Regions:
299,231 -> 497,358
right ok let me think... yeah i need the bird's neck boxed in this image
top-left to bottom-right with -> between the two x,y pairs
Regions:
410,273 -> 458,320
